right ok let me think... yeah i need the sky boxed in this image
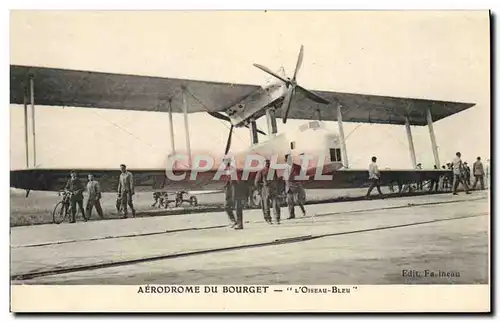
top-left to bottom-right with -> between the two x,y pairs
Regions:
9,10 -> 490,170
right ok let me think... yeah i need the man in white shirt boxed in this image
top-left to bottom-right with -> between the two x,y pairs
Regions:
117,164 -> 136,218
366,156 -> 384,198
451,152 -> 471,195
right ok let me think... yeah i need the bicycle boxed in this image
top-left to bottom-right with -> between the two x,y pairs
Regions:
52,191 -> 89,224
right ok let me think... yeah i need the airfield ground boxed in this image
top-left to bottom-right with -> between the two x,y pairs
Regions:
10,190 -> 489,285
9,186 -> 411,226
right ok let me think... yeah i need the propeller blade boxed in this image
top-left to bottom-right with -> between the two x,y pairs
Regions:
296,85 -> 330,104
207,111 -> 231,122
253,64 -> 290,84
292,45 -> 304,82
281,85 -> 296,124
224,125 -> 234,156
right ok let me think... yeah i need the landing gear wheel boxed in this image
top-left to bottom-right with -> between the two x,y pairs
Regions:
189,196 -> 198,206
249,188 -> 262,209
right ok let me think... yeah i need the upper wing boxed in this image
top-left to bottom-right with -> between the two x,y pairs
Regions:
10,65 -> 259,114
11,65 -> 474,126
286,89 -> 475,126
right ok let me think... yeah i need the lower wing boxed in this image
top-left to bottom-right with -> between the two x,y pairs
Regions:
10,168 -> 227,193
301,169 -> 452,189
11,168 -> 451,193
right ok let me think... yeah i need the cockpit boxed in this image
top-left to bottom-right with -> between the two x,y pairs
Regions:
299,120 -> 322,132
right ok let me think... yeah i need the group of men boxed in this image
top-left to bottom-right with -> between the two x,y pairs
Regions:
63,164 -> 136,223
63,153 -> 487,225
223,156 -> 307,230
364,153 -> 487,199
450,153 -> 487,195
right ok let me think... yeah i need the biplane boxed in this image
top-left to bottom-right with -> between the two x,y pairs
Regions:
10,46 -> 475,208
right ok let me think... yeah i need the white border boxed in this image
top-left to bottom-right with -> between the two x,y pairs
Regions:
2,1 -> 497,320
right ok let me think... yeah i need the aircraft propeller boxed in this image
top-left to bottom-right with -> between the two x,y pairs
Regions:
253,45 -> 330,124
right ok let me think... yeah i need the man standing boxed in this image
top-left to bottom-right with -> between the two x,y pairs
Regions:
416,163 -> 423,190
64,170 -> 86,223
284,155 -> 306,220
440,165 -> 450,190
472,157 -> 485,190
464,162 -> 472,185
86,174 -> 104,219
223,158 -> 237,227
366,156 -> 384,198
255,159 -> 281,225
117,164 -> 136,218
429,165 -> 440,192
486,159 -> 490,189
222,158 -> 247,230
452,152 -> 471,195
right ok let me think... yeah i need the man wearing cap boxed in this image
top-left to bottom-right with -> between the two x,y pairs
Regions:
255,159 -> 281,224
223,158 -> 247,230
64,170 -> 87,223
117,164 -> 136,218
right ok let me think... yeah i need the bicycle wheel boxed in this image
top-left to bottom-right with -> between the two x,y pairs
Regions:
52,201 -> 68,224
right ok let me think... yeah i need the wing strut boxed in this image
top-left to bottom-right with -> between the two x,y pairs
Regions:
265,107 -> 278,136
30,75 -> 36,167
182,88 -> 192,167
337,104 -> 349,168
404,115 -> 417,169
168,99 -> 176,156
249,119 -> 259,145
426,107 -> 441,167
23,90 -> 29,168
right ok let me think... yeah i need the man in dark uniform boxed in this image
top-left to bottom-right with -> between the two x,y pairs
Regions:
223,158 -> 237,227
255,159 -> 281,225
223,158 -> 247,230
64,170 -> 86,223
428,165 -> 440,192
464,162 -> 472,186
472,157 -> 485,190
285,155 -> 306,219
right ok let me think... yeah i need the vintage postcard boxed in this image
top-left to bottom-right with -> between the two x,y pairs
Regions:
9,10 -> 491,313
